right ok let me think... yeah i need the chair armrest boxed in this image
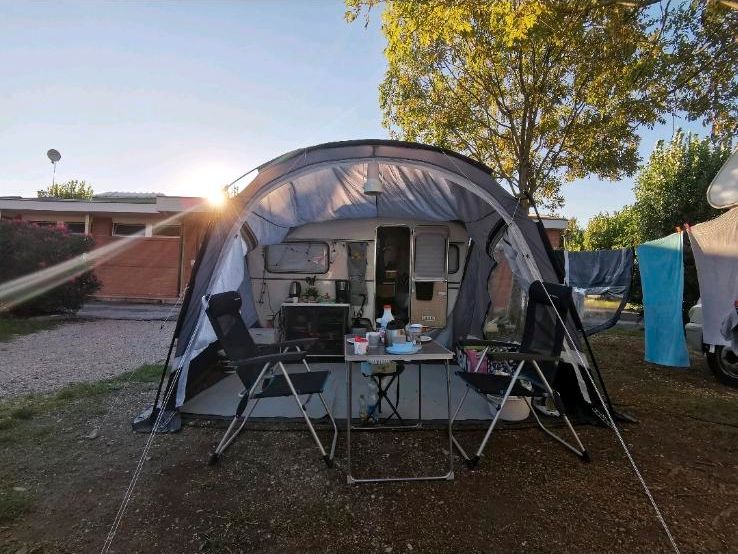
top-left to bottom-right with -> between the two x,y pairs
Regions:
277,338 -> 318,350
458,339 -> 521,349
230,351 -> 306,367
485,351 -> 559,363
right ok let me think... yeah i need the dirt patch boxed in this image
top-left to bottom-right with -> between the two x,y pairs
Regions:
1,330 -> 737,553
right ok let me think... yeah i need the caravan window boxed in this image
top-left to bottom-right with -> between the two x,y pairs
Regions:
414,229 -> 448,281
265,242 -> 330,274
448,243 -> 461,274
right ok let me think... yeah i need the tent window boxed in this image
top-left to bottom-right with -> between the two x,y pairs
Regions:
265,241 -> 330,274
448,243 -> 461,274
414,231 -> 447,281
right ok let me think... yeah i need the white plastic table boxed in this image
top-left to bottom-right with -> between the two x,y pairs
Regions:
344,335 -> 455,484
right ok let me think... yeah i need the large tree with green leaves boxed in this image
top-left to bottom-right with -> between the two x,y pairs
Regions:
346,0 -> 738,209
632,130 -> 730,240
37,179 -> 94,200
576,131 -> 732,249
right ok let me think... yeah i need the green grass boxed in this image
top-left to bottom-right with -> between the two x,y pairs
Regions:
0,363 -> 164,440
0,487 -> 35,524
0,362 -> 163,524
0,317 -> 62,342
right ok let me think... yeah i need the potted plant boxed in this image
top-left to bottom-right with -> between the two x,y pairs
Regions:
303,286 -> 319,302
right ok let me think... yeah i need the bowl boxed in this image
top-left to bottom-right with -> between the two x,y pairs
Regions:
386,340 -> 415,353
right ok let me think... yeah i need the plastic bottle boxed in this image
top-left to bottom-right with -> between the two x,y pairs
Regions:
377,305 -> 394,329
367,380 -> 379,422
359,394 -> 368,421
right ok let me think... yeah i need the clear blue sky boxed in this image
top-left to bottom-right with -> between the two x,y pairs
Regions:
0,1 -> 706,222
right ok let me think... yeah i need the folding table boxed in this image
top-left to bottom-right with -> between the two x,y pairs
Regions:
344,335 -> 455,484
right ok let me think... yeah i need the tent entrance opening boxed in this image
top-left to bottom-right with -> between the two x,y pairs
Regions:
375,226 -> 411,324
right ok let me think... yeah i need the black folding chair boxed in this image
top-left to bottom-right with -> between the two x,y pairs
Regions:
205,291 -> 337,467
450,281 -> 590,468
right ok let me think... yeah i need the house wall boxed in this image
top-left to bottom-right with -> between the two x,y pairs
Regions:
490,227 -> 563,313
0,209 -> 209,303
89,214 -> 208,302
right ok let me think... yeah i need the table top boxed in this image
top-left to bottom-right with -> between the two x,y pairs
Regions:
282,302 -> 350,308
344,334 -> 453,362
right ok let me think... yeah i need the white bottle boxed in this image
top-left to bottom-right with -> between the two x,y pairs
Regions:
377,305 -> 394,329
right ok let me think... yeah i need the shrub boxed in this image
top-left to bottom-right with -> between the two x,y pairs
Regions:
0,220 -> 101,315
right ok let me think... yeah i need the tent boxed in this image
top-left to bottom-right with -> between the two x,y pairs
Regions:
150,140 -> 602,420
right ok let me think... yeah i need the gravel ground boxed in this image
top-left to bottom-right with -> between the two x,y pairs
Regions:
0,319 -> 174,397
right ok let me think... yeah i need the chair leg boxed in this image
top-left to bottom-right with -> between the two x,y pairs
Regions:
316,392 -> 338,467
278,362 -> 336,467
209,362 -> 271,465
209,396 -> 260,465
450,387 -> 473,462
451,361 -> 524,468
528,361 -> 590,462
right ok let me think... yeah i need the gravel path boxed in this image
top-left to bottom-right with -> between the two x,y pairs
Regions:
0,320 -> 175,397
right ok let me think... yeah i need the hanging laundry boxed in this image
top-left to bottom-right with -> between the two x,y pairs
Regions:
564,248 -> 634,335
636,233 -> 690,367
687,207 -> 738,347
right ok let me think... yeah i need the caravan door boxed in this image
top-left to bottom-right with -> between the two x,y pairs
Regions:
411,225 -> 449,328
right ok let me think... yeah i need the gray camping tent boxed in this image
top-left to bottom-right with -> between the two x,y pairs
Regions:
165,140 -> 593,409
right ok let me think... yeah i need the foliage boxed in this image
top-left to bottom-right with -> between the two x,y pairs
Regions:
632,130 -> 730,241
581,206 -> 640,251
0,221 -> 100,315
37,179 -> 94,200
561,217 -> 584,251
0,317 -> 61,342
346,0 -> 738,209
577,131 -> 732,250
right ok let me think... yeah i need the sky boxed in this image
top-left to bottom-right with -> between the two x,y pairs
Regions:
0,1 -> 707,223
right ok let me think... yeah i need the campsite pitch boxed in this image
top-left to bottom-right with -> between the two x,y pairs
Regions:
0,329 -> 736,553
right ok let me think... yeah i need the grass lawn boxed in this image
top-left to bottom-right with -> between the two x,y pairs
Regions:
0,364 -> 163,528
0,317 -> 62,343
0,331 -> 736,553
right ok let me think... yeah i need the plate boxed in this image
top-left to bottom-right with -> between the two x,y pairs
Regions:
386,345 -> 422,355
419,335 -> 432,342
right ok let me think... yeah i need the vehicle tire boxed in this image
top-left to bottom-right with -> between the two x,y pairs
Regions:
706,345 -> 738,388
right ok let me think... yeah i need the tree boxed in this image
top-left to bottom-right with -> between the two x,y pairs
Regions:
632,130 -> 730,241
581,206 -> 640,250
38,180 -> 94,200
578,131 -> 731,249
561,217 -> 585,251
346,1 -> 738,210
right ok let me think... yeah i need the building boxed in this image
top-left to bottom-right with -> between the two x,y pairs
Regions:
0,193 -> 213,303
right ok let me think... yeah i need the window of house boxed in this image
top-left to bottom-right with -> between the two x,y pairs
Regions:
265,242 -> 330,274
153,224 -> 181,237
30,221 -> 56,228
112,223 -> 146,237
64,222 -> 86,234
448,243 -> 461,274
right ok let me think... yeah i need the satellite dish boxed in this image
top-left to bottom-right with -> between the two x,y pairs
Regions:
47,149 -> 61,163
707,147 -> 738,210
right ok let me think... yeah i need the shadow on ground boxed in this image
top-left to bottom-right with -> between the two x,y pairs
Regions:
0,329 -> 736,553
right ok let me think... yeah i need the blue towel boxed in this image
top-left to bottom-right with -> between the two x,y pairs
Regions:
636,233 -> 690,367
